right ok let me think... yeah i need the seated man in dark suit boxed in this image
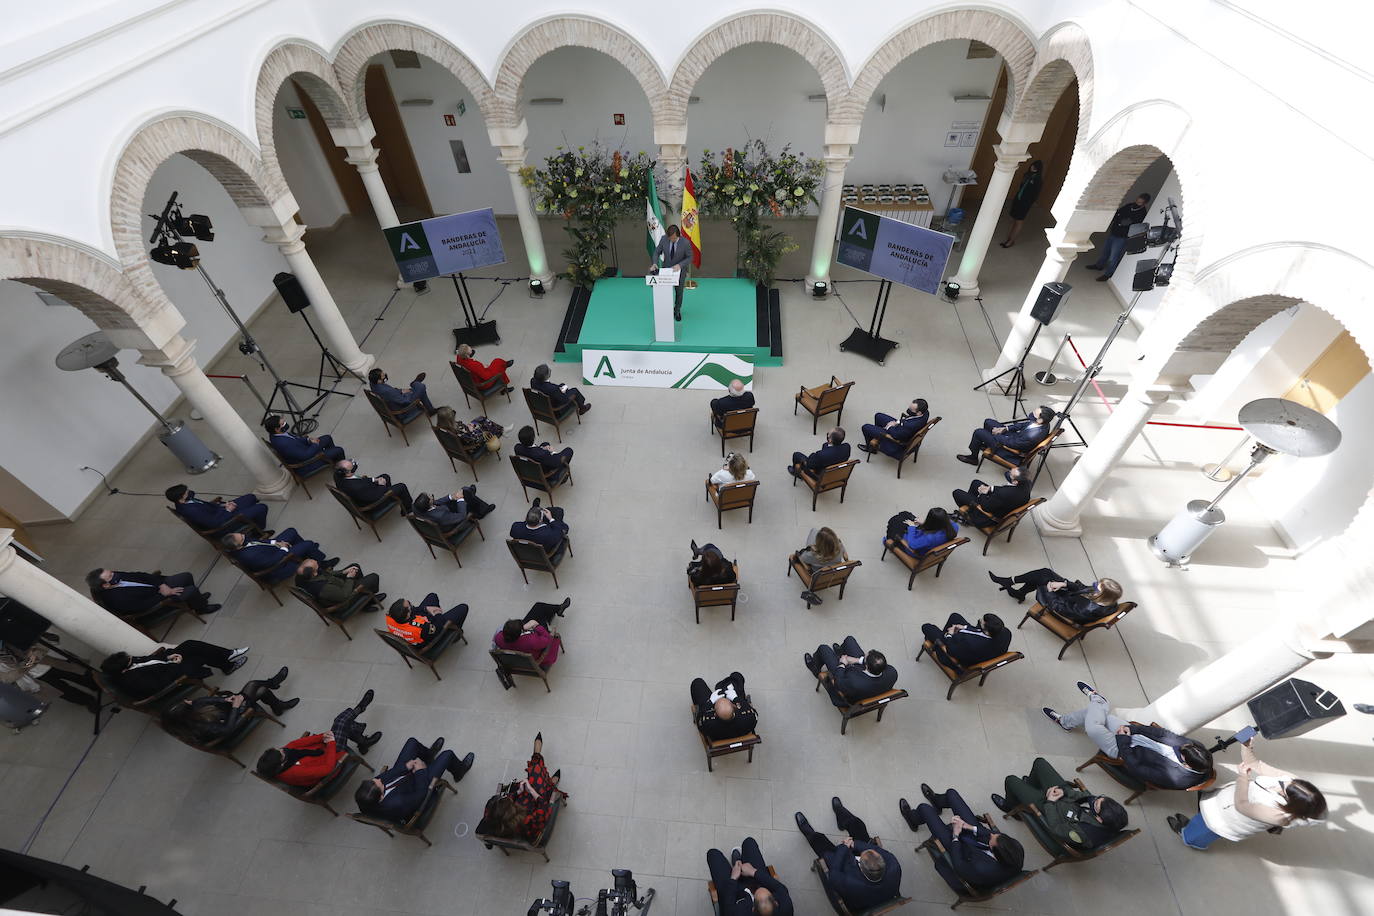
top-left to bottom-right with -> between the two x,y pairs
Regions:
994,757 -> 1129,851
86,568 -> 221,617
165,483 -> 269,533
1045,681 -> 1214,789
920,613 -> 1011,672
263,414 -> 344,474
957,405 -> 1055,465
413,487 -> 494,530
222,529 -> 329,582
900,785 -> 1024,895
710,379 -> 755,426
690,671 -> 758,741
294,558 -> 382,607
386,595 -> 469,648
788,427 -> 850,478
510,501 -> 570,558
513,425 -> 573,474
333,458 -> 413,515
367,366 -> 435,418
531,362 -> 590,415
804,636 -> 898,707
953,467 -> 1031,528
860,398 -> 929,456
256,689 -> 382,787
706,836 -> 793,916
795,798 -> 902,911
354,736 -> 474,823
99,640 -> 248,699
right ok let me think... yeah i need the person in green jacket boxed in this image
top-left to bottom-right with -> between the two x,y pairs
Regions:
295,558 -> 383,608
993,757 -> 1129,851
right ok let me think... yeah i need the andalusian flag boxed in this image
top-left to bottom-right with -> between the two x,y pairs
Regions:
645,170 -> 666,259
681,167 -> 702,267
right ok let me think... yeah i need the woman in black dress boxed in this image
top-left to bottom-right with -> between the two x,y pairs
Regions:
1000,160 -> 1043,248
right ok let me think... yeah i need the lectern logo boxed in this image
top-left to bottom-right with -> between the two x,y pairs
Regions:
593,355 -> 616,379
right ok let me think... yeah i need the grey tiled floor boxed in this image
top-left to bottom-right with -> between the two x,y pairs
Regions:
12,211 -> 1374,915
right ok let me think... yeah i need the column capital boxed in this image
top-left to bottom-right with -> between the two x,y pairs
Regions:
823,122 -> 862,147
0,530 -> 16,569
823,151 -> 853,169
328,119 -> 377,150
137,334 -> 197,376
654,123 -> 688,146
495,146 -> 528,172
261,221 -> 308,253
486,120 -> 529,149
342,145 -> 382,172
991,141 -> 1033,168
1041,226 -> 1096,260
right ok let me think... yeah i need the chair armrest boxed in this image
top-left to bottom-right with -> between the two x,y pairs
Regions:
356,490 -> 402,513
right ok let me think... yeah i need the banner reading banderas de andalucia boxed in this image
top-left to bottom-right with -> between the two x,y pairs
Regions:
581,351 -> 755,390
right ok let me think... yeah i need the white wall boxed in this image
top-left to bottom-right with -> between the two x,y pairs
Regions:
1110,163 -> 1179,327
523,47 -> 656,169
272,80 -> 349,229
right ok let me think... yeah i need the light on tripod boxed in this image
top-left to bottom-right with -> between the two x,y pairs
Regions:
529,278 -> 545,297
173,213 -> 215,241
943,280 -> 961,301
1153,262 -> 1174,286
1124,222 -> 1150,255
150,240 -> 199,269
1146,224 -> 1179,247
812,281 -> 828,298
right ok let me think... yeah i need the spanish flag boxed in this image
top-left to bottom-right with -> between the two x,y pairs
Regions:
681,167 -> 702,268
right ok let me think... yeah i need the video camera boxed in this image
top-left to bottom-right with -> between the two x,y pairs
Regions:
527,869 -> 655,916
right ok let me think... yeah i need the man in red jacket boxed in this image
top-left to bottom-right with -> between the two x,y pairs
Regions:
454,343 -> 515,394
255,689 -> 382,787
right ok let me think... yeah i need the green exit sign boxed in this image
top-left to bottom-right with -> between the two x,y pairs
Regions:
456,99 -> 466,117
286,107 -> 306,120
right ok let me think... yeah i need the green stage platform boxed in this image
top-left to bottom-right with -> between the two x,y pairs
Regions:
553,276 -> 782,366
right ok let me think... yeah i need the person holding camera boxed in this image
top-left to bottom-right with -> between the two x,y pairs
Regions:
705,836 -> 793,915
510,500 -> 570,558
493,599 -> 570,670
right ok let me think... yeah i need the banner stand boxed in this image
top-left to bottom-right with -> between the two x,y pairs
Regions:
839,278 -> 899,365
450,272 -> 500,348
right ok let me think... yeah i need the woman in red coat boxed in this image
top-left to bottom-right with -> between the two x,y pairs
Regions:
454,343 -> 515,392
254,690 -> 382,786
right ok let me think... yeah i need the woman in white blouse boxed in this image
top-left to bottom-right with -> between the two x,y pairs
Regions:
710,452 -> 756,486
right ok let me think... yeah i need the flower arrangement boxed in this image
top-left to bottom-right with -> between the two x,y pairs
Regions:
522,145 -> 655,287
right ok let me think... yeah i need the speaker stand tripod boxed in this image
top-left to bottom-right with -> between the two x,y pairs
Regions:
450,272 -> 500,348
840,278 -> 899,365
974,321 -> 1042,416
298,310 -> 360,399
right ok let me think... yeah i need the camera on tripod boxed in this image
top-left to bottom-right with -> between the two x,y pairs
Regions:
527,869 -> 655,916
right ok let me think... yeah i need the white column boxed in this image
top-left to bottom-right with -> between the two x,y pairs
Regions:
259,222 -> 373,374
806,151 -> 854,290
988,228 -> 1094,377
342,146 -> 401,230
139,335 -> 292,501
497,147 -> 555,286
950,142 -> 1032,297
1034,385 -> 1174,537
657,143 -> 688,216
0,530 -> 158,656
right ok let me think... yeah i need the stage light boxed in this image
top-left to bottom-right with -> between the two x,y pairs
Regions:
812,281 -> 828,298
943,280 -> 961,301
173,213 -> 214,241
529,279 -> 545,297
1145,224 -> 1179,248
150,240 -> 200,269
1154,262 -> 1174,286
413,280 -> 430,295
1124,222 -> 1150,255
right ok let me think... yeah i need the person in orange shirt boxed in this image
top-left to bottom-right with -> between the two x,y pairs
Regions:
255,689 -> 381,787
454,343 -> 515,395
386,594 -> 469,648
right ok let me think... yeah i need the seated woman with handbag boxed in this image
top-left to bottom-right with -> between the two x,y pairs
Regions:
433,406 -> 504,457
688,540 -> 737,587
477,732 -> 567,845
988,569 -> 1122,623
160,666 -> 297,746
887,507 -> 959,558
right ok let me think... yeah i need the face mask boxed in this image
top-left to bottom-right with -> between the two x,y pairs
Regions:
184,490 -> 195,500
1005,471 -> 1018,484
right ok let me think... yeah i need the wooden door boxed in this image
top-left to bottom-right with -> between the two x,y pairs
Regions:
293,79 -> 372,218
364,64 -> 433,218
1282,331 -> 1370,413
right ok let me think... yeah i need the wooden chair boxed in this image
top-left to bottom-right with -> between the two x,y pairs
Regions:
92,671 -> 209,717
252,736 -> 375,817
689,563 -> 741,623
1075,725 -> 1217,804
511,454 -> 573,505
374,626 -> 466,681
813,836 -> 912,914
865,416 -> 941,478
713,406 -> 759,455
431,422 -> 496,481
490,646 -> 561,692
705,478 -> 759,529
788,555 -> 862,607
1001,784 -> 1141,869
163,704 -> 284,768
450,360 -> 511,411
692,703 -> 762,771
1019,600 -> 1136,660
507,536 -> 572,587
93,589 -> 206,642
794,375 -> 854,434
477,792 -> 567,863
262,437 -> 330,499
977,426 -> 1063,472
917,813 -> 1038,909
327,483 -> 404,543
349,777 -> 457,846
408,513 -> 484,566
288,584 -> 380,641
363,388 -> 427,446
916,638 -> 1024,701
880,537 -> 969,589
795,459 -> 859,511
957,497 -> 1045,556
523,387 -> 580,443
813,671 -> 909,735
165,505 -> 265,548
227,548 -> 297,607
709,865 -> 779,912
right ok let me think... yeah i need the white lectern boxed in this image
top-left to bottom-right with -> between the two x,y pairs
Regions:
646,267 -> 679,342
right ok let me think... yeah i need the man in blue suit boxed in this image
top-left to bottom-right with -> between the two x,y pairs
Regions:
222,528 -> 329,583
789,427 -> 850,477
263,414 -> 345,475
531,363 -> 590,415
900,785 -> 1024,895
368,367 -> 435,419
957,406 -> 1054,465
650,224 -> 692,320
510,501 -> 570,560
860,398 -> 929,457
354,737 -> 474,823
795,798 -> 902,912
165,484 -> 269,533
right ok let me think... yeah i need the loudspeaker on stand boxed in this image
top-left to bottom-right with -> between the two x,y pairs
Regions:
1030,282 -> 1071,325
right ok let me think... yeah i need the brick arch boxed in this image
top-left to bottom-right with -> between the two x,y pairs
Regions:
491,15 -> 668,128
254,41 -> 359,202
332,21 -> 497,126
664,11 -> 848,129
1010,22 -> 1094,142
836,10 -> 1036,126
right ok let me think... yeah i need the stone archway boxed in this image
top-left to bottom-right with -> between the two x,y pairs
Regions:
1009,22 -> 1095,143
254,41 -> 359,199
664,11 -> 849,129
491,15 -> 668,128
332,21 -> 497,126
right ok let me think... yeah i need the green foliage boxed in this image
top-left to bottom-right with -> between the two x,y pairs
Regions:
738,226 -> 798,288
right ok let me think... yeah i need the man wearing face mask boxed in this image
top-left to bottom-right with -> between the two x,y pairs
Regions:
957,406 -> 1055,466
86,567 -> 221,616
333,458 -> 414,515
368,367 -> 436,419
952,466 -> 1032,528
165,483 -> 270,534
859,398 -> 929,457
